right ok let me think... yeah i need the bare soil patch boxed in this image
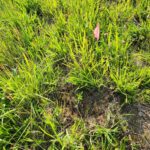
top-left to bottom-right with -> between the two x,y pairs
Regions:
123,103 -> 150,150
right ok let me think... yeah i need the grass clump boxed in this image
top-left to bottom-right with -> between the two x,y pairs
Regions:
0,0 -> 149,149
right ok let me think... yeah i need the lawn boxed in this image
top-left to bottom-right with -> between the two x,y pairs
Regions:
0,0 -> 150,149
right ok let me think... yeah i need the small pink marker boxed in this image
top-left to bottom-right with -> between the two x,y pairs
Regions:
93,23 -> 100,41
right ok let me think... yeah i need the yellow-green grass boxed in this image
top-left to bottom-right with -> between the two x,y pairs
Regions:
0,0 -> 149,149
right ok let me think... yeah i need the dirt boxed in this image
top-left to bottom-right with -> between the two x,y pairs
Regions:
58,84 -> 121,128
122,103 -> 150,150
58,83 -> 150,149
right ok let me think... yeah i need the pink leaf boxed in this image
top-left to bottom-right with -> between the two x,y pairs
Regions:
93,23 -> 100,41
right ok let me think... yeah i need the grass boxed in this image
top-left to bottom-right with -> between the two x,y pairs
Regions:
0,0 -> 150,149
